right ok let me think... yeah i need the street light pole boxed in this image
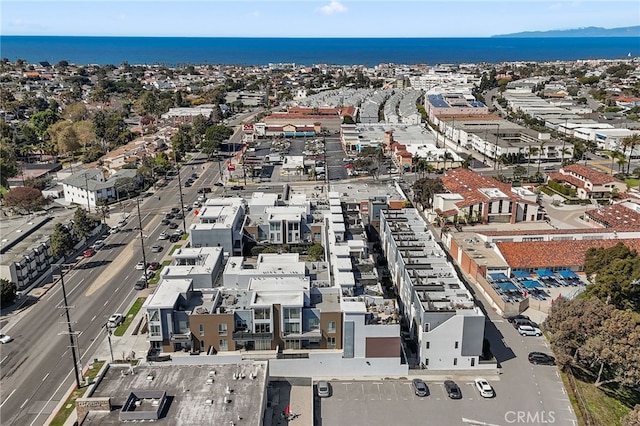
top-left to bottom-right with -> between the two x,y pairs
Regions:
103,324 -> 114,362
136,197 -> 149,289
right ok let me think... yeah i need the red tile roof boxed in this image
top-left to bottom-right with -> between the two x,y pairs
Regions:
440,168 -> 537,210
497,239 -> 640,269
561,163 -> 624,186
585,203 -> 640,231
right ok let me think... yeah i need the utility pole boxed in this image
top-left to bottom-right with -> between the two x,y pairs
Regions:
494,124 -> 500,170
84,171 -> 91,213
173,151 -> 187,233
103,324 -> 114,362
54,264 -> 82,388
136,197 -> 149,288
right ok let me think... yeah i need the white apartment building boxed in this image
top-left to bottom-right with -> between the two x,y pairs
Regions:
189,197 -> 245,256
158,247 -> 224,289
380,208 -> 488,370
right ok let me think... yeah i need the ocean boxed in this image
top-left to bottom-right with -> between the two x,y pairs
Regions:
0,36 -> 637,66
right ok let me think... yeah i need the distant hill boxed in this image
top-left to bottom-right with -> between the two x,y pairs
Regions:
493,26 -> 640,38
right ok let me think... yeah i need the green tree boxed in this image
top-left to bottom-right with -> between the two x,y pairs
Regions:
307,244 -> 325,261
0,142 -> 19,187
621,135 -> 640,175
583,243 -> 640,312
3,186 -> 47,212
0,278 -> 17,307
411,177 -> 445,209
72,207 -> 94,240
50,223 -> 75,258
30,109 -> 60,139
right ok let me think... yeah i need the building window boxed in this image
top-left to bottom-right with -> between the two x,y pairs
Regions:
284,323 -> 300,334
455,341 -> 459,349
498,200 -> 503,213
327,321 -> 336,333
454,358 -> 458,366
283,307 -> 300,319
199,324 -> 205,337
426,341 -> 430,349
327,337 -> 336,348
424,358 -> 429,366
218,323 -> 228,336
149,310 -> 159,321
488,203 -> 492,214
471,358 -> 475,367
255,323 -> 271,333
219,339 -> 228,351
308,317 -> 320,331
149,325 -> 161,337
254,308 -> 271,320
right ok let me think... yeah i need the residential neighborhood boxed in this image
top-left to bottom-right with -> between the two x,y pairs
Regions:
1,57 -> 639,426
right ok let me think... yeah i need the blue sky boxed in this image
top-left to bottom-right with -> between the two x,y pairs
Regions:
2,1 -> 639,38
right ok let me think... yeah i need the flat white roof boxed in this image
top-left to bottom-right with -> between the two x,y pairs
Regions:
144,278 -> 192,309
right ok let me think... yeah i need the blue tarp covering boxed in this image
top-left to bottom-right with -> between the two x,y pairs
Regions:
521,280 -> 543,289
536,269 -> 555,278
512,270 -> 532,279
557,270 -> 579,279
489,273 -> 510,282
498,282 -> 519,292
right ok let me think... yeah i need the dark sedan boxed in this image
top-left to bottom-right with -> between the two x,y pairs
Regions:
528,352 -> 556,365
444,380 -> 462,399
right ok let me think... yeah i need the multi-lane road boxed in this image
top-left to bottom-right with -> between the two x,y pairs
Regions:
0,152 -> 225,425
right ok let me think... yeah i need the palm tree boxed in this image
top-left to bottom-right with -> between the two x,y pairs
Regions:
537,142 -> 545,174
560,147 -> 571,166
527,146 -> 539,177
621,135 -> 640,175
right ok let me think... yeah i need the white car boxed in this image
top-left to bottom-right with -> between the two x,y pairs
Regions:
474,378 -> 495,398
109,226 -> 120,235
0,333 -> 13,344
518,325 -> 543,336
158,231 -> 169,240
91,239 -> 105,250
135,261 -> 146,270
106,314 -> 124,328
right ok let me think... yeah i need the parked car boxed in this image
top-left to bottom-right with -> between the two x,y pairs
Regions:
91,240 -> 105,250
474,378 -> 494,398
174,212 -> 183,220
0,333 -> 13,344
316,380 -> 331,398
151,244 -> 163,253
214,182 -> 224,187
197,187 -> 212,194
107,313 -> 124,328
192,201 -> 201,208
148,262 -> 161,271
230,185 -> 244,190
170,207 -> 181,214
158,232 -> 169,240
109,226 -> 120,235
528,352 -> 556,365
169,234 -> 181,243
512,318 -> 538,329
184,181 -> 192,187
164,213 -> 175,220
412,378 -> 429,397
134,279 -> 146,290
444,380 -> 462,399
135,261 -> 147,270
507,314 -> 530,323
83,248 -> 96,258
518,325 -> 543,336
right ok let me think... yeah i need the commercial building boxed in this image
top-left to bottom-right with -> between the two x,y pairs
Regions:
189,197 -> 246,256
546,164 -> 627,200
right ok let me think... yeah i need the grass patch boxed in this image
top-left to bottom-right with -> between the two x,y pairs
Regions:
113,297 -> 145,337
168,244 -> 182,255
49,361 -> 105,426
625,178 -> 639,189
147,262 -> 170,286
561,366 -> 637,426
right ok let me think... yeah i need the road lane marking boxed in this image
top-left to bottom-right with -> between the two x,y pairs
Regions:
91,315 -> 96,322
20,398 -> 29,409
0,389 -> 16,407
0,355 -> 8,364
42,372 -> 50,382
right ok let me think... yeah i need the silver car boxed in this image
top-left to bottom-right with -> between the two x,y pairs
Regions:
316,380 -> 330,398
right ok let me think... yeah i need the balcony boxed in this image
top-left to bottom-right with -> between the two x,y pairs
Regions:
169,331 -> 192,342
232,331 -> 274,340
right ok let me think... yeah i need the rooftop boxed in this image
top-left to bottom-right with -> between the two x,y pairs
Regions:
83,363 -> 267,426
